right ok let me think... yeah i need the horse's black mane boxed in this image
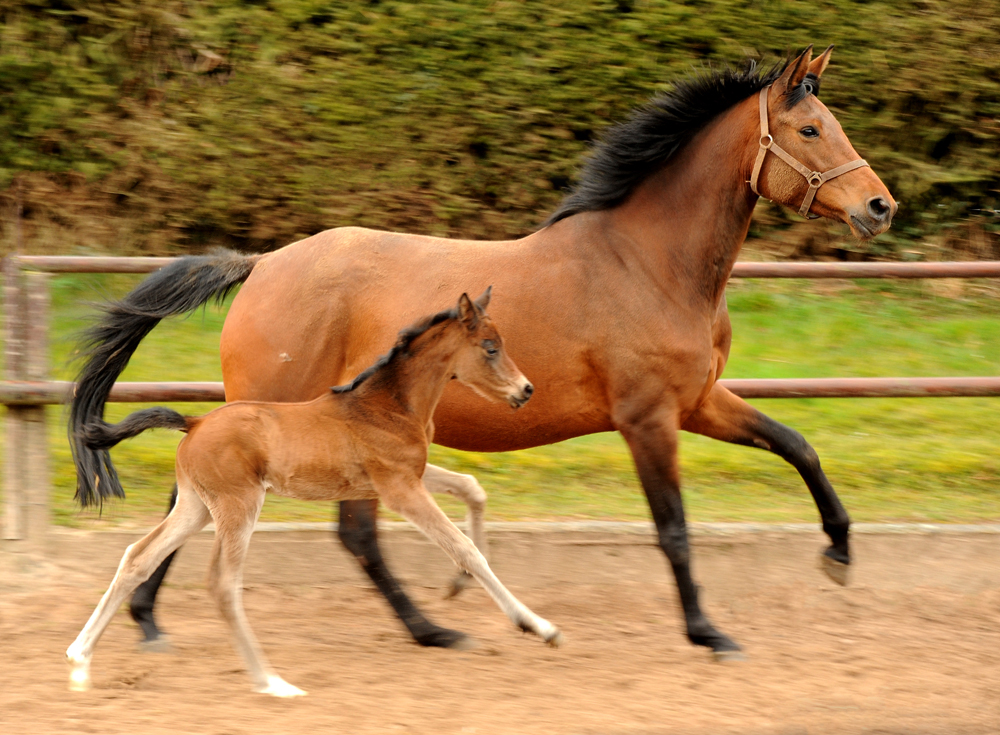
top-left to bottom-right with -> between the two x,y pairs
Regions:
331,308 -> 458,394
544,58 -> 820,227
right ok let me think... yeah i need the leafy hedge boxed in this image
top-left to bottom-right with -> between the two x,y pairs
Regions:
1,0 -> 998,256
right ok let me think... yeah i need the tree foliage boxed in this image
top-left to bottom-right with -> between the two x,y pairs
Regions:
1,0 -> 998,255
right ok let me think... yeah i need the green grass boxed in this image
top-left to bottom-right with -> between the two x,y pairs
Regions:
10,274 -> 1000,528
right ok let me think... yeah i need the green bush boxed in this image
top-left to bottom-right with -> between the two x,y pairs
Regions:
1,0 -> 998,256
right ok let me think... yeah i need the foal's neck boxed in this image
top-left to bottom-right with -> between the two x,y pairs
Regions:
608,94 -> 760,308
357,321 -> 464,427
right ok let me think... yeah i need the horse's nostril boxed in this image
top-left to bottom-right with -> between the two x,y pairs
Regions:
523,383 -> 534,398
867,197 -> 891,221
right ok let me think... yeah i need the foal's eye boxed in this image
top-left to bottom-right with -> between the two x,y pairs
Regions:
800,126 -> 820,139
485,347 -> 499,357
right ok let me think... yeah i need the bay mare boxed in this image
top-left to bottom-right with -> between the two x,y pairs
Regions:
68,291 -> 554,697
70,47 -> 896,658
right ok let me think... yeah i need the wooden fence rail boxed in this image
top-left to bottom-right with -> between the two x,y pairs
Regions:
3,255 -> 1000,560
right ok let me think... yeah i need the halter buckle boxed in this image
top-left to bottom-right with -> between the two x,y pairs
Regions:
759,135 -> 773,150
808,172 -> 823,187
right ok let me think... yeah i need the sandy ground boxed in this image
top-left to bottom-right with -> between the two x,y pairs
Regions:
1,525 -> 998,735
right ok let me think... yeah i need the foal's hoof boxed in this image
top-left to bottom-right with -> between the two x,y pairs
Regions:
544,630 -> 564,648
257,675 -> 307,698
138,634 -> 172,654
820,550 -> 850,587
67,663 -> 91,692
445,571 -> 473,599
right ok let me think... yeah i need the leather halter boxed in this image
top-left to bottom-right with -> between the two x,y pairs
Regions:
749,85 -> 869,219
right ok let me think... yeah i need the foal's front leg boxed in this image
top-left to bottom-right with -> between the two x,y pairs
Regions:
381,478 -> 562,646
422,463 -> 491,598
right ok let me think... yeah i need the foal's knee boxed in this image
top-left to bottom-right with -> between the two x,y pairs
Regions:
461,474 -> 487,514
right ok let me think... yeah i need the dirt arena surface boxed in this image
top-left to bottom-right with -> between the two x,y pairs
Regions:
1,525 -> 998,735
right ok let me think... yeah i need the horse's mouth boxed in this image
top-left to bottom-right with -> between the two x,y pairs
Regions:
849,215 -> 875,240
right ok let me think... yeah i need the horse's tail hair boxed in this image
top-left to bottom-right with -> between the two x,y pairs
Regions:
80,407 -> 192,451
70,248 -> 261,507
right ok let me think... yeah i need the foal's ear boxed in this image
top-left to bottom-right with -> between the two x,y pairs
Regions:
474,285 -> 492,311
807,45 -> 833,79
776,45 -> 813,95
457,292 -> 479,329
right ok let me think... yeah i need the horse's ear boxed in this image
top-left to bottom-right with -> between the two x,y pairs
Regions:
457,292 -> 479,329
776,45 -> 813,95
808,45 -> 833,79
474,285 -> 492,311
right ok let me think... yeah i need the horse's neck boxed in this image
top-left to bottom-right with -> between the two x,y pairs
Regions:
606,96 -> 759,308
359,325 -> 461,426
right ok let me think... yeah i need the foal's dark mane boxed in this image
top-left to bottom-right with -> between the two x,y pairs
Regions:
331,308 -> 459,394
544,58 -> 820,227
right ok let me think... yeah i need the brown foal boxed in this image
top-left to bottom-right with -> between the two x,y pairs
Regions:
67,290 -> 557,697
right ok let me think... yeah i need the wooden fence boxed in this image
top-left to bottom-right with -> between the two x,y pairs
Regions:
4,255 -> 1000,560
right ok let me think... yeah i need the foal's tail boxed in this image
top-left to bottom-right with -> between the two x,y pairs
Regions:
81,407 -> 192,451
70,249 -> 262,507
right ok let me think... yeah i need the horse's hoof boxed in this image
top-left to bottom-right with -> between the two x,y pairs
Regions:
821,552 -> 850,586
414,626 -> 475,650
138,635 -> 172,653
712,648 -> 747,662
444,572 -> 473,599
257,675 -> 307,698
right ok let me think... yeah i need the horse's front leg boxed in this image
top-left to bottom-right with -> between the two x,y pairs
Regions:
336,499 -> 473,649
616,401 -> 743,660
681,383 -> 850,584
421,463 -> 490,598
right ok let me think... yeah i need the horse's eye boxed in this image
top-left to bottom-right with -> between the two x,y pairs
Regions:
800,126 -> 819,139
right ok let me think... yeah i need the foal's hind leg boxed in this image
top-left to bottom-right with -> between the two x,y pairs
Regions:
67,484 -> 211,692
422,464 -> 490,598
207,491 -> 305,697
381,479 -> 562,646
682,383 -> 851,585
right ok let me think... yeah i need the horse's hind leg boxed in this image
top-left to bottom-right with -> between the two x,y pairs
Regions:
682,383 -> 851,584
337,499 -> 472,649
66,483 -> 211,692
422,464 -> 490,598
381,480 -> 561,646
130,483 -> 180,649
207,491 -> 304,697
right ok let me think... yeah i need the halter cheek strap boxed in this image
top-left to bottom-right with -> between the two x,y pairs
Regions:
749,85 -> 869,219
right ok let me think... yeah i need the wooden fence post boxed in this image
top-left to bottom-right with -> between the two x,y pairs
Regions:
2,257 -> 50,565
3,255 -> 26,543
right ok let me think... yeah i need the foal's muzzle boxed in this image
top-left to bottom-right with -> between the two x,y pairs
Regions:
508,382 -> 534,409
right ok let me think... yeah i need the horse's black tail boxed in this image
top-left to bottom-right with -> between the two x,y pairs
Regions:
81,407 -> 191,451
70,249 -> 261,507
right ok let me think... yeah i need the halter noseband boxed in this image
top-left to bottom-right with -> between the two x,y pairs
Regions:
749,85 -> 869,219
